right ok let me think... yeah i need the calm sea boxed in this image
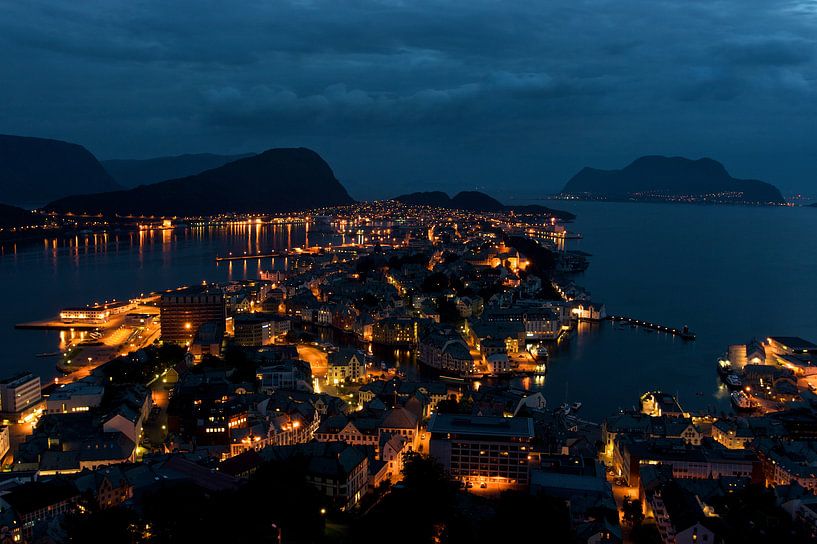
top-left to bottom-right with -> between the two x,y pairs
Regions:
2,202 -> 816,420
535,201 -> 817,419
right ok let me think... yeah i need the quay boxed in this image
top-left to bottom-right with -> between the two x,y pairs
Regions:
215,252 -> 288,262
16,320 -> 106,331
607,315 -> 696,340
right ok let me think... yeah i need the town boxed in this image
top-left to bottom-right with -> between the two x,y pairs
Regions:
0,200 -> 814,544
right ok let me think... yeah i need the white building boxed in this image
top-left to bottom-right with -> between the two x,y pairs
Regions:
0,372 -> 42,417
46,379 -> 105,414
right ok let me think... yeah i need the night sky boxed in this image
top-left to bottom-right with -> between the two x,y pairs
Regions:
1,0 -> 815,198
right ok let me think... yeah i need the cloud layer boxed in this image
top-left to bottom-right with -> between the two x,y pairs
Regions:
1,0 -> 815,197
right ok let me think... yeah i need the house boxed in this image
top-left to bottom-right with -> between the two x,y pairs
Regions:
261,441 -> 369,511
73,465 -> 133,509
327,349 -> 366,384
380,433 -> 409,483
485,353 -> 511,375
418,328 -> 475,376
643,479 -> 720,544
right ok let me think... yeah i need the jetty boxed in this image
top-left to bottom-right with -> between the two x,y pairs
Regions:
215,252 -> 288,262
607,315 -> 696,340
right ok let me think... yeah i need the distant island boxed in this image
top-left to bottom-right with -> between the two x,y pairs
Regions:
46,148 -> 355,216
103,153 -> 256,188
560,156 -> 785,205
394,190 -> 576,220
0,134 -> 120,208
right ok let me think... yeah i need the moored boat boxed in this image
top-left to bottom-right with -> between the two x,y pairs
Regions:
724,373 -> 742,390
730,390 -> 756,411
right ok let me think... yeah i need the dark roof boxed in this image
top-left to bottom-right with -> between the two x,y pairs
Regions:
428,413 -> 534,438
3,479 -> 79,514
769,337 -> 817,351
260,441 -> 367,479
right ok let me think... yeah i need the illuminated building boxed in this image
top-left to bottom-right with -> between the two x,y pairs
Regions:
327,348 -> 366,384
418,328 -> 475,376
59,300 -> 134,324
159,286 -> 226,345
0,372 -> 42,418
427,413 -> 535,489
371,316 -> 421,346
0,425 -> 8,461
45,378 -> 104,414
234,314 -> 291,346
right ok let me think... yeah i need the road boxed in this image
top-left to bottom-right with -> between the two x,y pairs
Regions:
297,344 -> 328,377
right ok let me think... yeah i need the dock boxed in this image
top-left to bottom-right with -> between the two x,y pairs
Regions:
607,315 -> 696,340
215,252 -> 288,262
16,320 -> 103,331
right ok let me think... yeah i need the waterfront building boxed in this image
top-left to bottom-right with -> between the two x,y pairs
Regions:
571,301 -> 606,321
59,300 -> 135,324
482,306 -> 564,341
466,319 -> 525,354
58,307 -> 110,324
427,413 -> 536,489
159,285 -> 226,345
327,348 -> 366,384
0,372 -> 41,419
371,316 -> 422,346
485,353 -> 511,374
418,328 -> 475,375
766,336 -> 817,358
640,391 -> 686,418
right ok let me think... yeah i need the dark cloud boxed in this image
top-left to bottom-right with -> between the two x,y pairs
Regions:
0,0 -> 815,198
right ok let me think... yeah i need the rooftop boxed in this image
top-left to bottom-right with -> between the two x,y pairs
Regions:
428,413 -> 534,438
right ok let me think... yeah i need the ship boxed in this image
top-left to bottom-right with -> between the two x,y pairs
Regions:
730,390 -> 756,411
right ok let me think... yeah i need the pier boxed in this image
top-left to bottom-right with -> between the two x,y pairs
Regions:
607,315 -> 696,340
215,252 -> 288,262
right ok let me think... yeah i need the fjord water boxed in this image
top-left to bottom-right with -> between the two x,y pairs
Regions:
537,201 -> 817,419
0,225 -> 339,384
2,203 -> 816,420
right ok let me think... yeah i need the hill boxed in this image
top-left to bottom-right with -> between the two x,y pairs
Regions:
102,153 -> 256,188
561,156 -> 784,204
0,203 -> 46,229
0,134 -> 119,207
393,190 -> 575,219
45,148 -> 354,216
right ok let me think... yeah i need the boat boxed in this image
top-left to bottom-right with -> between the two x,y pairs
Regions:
571,402 -> 582,412
559,403 -> 571,414
724,373 -> 742,390
730,390 -> 755,411
716,358 -> 732,378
